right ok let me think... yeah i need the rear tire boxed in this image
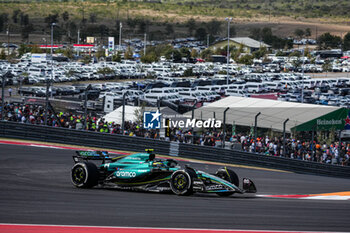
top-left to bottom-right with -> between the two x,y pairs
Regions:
71,162 -> 99,188
170,170 -> 193,196
215,167 -> 239,197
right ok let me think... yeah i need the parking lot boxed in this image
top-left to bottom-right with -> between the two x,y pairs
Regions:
1,51 -> 350,114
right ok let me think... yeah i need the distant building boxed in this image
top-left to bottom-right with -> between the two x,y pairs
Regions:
315,50 -> 342,59
211,55 -> 227,63
212,37 -> 271,53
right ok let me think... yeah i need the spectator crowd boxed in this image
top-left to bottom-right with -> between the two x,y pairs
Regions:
1,102 -> 349,166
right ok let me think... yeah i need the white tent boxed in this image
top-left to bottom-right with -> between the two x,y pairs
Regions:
185,96 -> 341,132
102,106 -> 187,125
102,105 -> 139,124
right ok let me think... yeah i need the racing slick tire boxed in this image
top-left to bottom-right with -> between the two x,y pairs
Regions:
215,167 -> 239,197
170,170 -> 193,196
71,162 -> 99,188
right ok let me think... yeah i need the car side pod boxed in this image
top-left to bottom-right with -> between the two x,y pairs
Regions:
242,178 -> 257,193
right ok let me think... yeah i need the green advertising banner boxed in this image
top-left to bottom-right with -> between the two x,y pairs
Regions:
291,108 -> 349,132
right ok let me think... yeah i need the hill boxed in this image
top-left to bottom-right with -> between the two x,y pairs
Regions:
0,0 -> 349,44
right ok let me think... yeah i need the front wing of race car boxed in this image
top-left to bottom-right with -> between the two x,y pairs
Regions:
193,170 -> 257,194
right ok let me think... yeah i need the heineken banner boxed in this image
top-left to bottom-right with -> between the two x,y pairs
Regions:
291,108 -> 349,132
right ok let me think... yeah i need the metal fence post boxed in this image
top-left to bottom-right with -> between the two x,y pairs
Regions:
122,92 -> 126,135
222,107 -> 230,148
311,125 -> 315,158
283,118 -> 289,156
1,74 -> 5,121
84,85 -> 92,130
191,100 -> 197,144
254,112 -> 261,152
157,98 -> 161,139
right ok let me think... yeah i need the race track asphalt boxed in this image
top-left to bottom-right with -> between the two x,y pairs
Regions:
0,144 -> 349,232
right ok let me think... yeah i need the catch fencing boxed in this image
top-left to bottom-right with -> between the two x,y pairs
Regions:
1,121 -> 350,178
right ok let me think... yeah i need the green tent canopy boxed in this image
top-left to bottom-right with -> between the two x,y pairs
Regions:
291,108 -> 349,132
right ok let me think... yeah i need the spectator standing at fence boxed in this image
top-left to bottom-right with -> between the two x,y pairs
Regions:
8,88 -> 12,97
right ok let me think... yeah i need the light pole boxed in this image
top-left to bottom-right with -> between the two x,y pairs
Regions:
84,84 -> 92,130
144,33 -> 147,56
6,24 -> 10,56
44,22 -> 56,126
119,22 -> 122,51
301,50 -> 305,103
207,34 -> 209,48
77,28 -> 80,56
225,17 -> 232,85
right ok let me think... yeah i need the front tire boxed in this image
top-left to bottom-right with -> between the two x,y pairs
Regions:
215,167 -> 239,197
170,170 -> 193,195
71,162 -> 99,188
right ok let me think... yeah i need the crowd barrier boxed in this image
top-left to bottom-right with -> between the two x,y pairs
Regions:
1,121 -> 350,178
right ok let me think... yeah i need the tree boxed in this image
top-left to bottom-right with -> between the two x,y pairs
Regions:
20,13 -> 29,26
229,25 -> 236,38
112,52 -> 122,62
141,52 -> 158,63
82,55 -> 91,64
124,47 -> 133,60
61,11 -> 69,22
250,28 -> 261,41
0,49 -> 6,60
165,24 -> 174,35
12,9 -> 21,24
89,13 -> 97,23
317,32 -> 342,49
21,24 -> 34,42
190,49 -> 198,58
343,32 -> 350,51
138,20 -> 147,34
237,54 -> 254,65
45,13 -> 59,27
305,28 -> 311,38
63,47 -> 74,59
165,49 -> 181,62
0,13 -> 9,32
95,49 -> 105,59
53,26 -> 65,42
206,19 -> 221,36
179,47 -> 190,59
252,47 -> 268,59
195,27 -> 207,41
126,18 -> 137,28
294,28 -> 305,39
67,21 -> 77,41
322,60 -> 332,72
97,67 -> 114,78
200,49 -> 213,61
183,68 -> 194,77
98,24 -> 109,38
17,44 -> 31,56
186,18 -> 196,36
261,27 -> 273,42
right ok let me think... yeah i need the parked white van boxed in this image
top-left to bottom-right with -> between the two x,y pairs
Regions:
226,89 -> 250,97
245,83 -> 265,93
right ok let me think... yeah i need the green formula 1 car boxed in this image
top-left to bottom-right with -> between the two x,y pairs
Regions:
71,149 -> 257,196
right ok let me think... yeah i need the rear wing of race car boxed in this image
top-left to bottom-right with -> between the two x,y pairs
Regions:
73,151 -> 111,164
